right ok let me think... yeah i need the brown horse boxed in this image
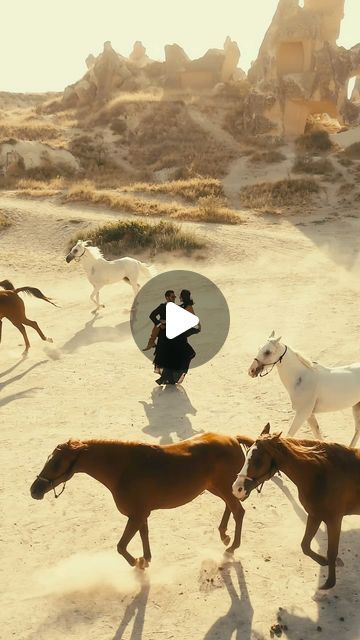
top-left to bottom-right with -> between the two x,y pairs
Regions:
0,279 -> 56,353
30,432 -> 253,568
232,423 -> 360,590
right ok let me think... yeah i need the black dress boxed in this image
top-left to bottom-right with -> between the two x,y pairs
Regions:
153,304 -> 199,384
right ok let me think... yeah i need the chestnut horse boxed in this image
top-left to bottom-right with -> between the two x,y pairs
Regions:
232,423 -> 360,590
0,279 -> 56,353
30,432 -> 253,568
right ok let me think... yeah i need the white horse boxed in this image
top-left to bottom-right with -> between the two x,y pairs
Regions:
248,331 -> 360,447
65,240 -> 155,311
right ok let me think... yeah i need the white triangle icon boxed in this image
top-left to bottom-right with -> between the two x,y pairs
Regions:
166,302 -> 199,339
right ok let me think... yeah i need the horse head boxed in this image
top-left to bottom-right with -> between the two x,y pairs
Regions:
30,439 -> 84,499
232,423 -> 279,501
65,240 -> 89,263
248,331 -> 285,377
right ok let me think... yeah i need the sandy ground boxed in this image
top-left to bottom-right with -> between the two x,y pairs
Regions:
1,194 -> 360,640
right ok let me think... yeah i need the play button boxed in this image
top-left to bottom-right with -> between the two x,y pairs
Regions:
166,302 -> 199,339
130,269 -> 230,369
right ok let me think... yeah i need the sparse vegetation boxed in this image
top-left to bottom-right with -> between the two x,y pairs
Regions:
69,219 -> 205,255
239,178 -> 320,212
128,101 -> 235,178
295,130 -> 333,152
0,122 -> 61,143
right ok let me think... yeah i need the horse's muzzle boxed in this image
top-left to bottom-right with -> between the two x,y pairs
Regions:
30,478 -> 47,500
65,254 -> 74,263
248,363 -> 263,378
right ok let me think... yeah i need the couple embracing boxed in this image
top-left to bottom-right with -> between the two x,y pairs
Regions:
143,289 -> 200,385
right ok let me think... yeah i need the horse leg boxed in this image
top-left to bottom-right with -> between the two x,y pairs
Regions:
350,403 -> 360,447
11,321 -> 30,353
139,520 -> 151,568
0,319 -> 2,343
218,505 -> 231,546
116,515 -> 147,568
23,318 -> 53,343
307,414 -> 322,440
301,515 -> 326,565
320,517 -> 343,590
288,407 -> 312,437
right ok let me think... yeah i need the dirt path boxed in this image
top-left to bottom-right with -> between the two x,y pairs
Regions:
1,193 -> 360,640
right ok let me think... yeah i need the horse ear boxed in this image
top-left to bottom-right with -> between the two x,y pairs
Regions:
261,422 -> 271,435
269,330 -> 275,338
274,431 -> 282,439
274,336 -> 282,343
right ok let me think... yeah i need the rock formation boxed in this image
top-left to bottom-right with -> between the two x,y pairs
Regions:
60,38 -> 244,106
246,0 -> 360,135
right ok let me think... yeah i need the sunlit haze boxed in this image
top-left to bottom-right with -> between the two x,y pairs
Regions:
1,0 -> 359,93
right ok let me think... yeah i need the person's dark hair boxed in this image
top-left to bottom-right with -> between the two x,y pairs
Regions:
180,289 -> 193,306
165,290 -> 175,298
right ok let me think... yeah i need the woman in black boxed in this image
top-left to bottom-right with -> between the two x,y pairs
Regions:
154,289 -> 200,385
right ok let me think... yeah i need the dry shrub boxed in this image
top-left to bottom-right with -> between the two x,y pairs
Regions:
292,156 -> 334,175
240,178 -> 320,212
120,178 -> 224,202
344,142 -> 360,159
69,219 -> 204,255
250,150 -> 286,163
295,130 -> 333,152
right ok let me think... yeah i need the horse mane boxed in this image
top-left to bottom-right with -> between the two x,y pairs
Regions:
293,350 -> 315,369
84,244 -> 104,259
259,434 -> 355,466
61,439 -> 88,451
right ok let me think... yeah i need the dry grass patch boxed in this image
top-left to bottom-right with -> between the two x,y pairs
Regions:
69,219 -> 205,255
240,178 -> 320,212
0,122 -> 62,143
63,182 -> 241,224
120,178 -> 224,202
15,177 -> 66,197
0,210 -> 10,229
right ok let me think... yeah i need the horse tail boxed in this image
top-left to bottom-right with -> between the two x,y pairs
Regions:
14,286 -> 59,307
138,261 -> 156,279
0,280 -> 15,290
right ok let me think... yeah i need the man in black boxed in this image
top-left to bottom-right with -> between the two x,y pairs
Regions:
143,290 -> 176,350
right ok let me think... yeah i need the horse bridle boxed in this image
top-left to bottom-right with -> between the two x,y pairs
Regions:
255,345 -> 288,377
240,443 -> 279,495
244,461 -> 279,495
74,247 -> 86,262
36,453 -> 80,499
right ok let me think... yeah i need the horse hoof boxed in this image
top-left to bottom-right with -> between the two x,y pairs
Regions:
221,535 -> 231,546
224,547 -> 235,556
46,337 -> 53,343
135,557 -> 149,570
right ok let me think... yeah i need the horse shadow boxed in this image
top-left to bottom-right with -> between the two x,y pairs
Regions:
0,359 -> 46,407
276,526 -> 360,640
61,314 -> 129,353
203,561 -> 257,640
112,576 -> 150,640
140,385 -> 202,444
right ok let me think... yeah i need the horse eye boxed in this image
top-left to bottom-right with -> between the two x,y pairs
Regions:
264,350 -> 270,356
